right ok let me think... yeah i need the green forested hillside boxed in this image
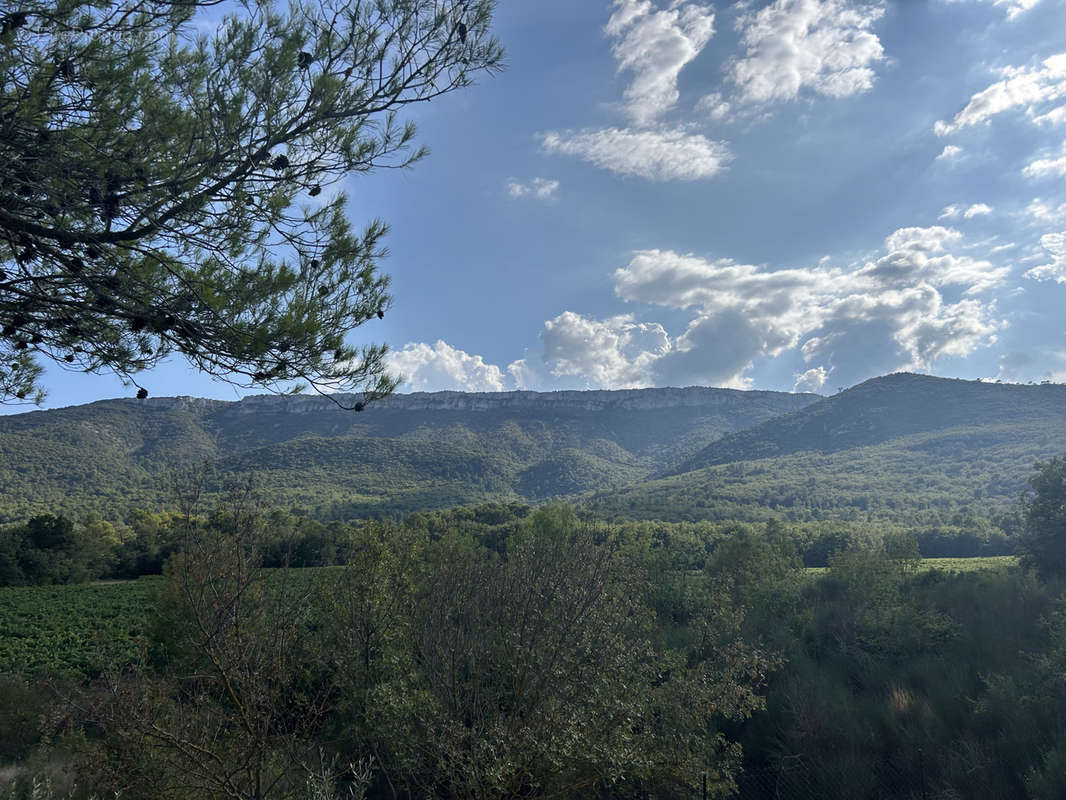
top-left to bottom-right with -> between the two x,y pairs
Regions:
0,387 -> 815,522
588,374 -> 1066,532
586,422 -> 1061,527
4,375 -> 1066,533
0,402 -> 220,520
674,372 -> 1066,473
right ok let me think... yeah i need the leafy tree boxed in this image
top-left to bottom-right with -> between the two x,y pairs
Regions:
0,0 -> 502,404
394,507 -> 771,798
882,529 -> 920,567
703,525 -> 802,649
1020,456 -> 1066,580
0,513 -> 110,584
82,481 -> 343,800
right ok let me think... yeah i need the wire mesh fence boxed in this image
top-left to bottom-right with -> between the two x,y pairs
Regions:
733,758 -> 933,800
677,753 -> 960,800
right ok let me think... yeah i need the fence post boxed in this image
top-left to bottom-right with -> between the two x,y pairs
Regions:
919,746 -> 928,800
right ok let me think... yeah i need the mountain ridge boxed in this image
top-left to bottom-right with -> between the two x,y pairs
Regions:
0,385 -> 820,522
69,384 -> 819,415
6,374 -> 1066,530
671,372 -> 1066,475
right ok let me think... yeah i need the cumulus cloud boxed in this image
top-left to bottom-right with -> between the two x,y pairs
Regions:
934,53 -> 1066,136
862,227 -> 1008,293
650,311 -> 777,388
541,128 -> 731,181
507,177 -> 560,200
535,310 -> 772,390
606,0 -> 716,126
389,340 -> 515,393
604,225 -> 1005,387
504,359 -> 540,390
1023,232 -> 1066,282
728,0 -> 886,105
889,226 -> 962,249
1022,141 -> 1066,179
512,224 -> 1009,391
540,312 -> 670,388
614,227 -> 1005,311
936,144 -> 964,161
794,366 -> 830,393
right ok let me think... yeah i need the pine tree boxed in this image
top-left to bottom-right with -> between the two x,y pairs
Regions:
0,0 -> 502,405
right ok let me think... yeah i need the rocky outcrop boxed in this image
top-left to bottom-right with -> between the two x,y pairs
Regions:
175,386 -> 819,416
135,396 -> 227,412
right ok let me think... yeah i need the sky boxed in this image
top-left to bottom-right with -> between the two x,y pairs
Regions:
13,0 -> 1066,410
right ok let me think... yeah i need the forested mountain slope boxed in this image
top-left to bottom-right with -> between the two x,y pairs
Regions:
587,374 -> 1066,529
674,373 -> 1066,473
0,386 -> 817,522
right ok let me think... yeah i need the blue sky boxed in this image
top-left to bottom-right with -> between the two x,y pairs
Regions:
15,0 -> 1066,410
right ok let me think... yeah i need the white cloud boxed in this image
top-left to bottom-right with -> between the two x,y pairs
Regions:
650,311 -> 777,388
939,0 -> 1042,18
863,226 -> 1008,293
541,2 -> 725,182
389,340 -> 515,393
606,225 -> 1005,387
883,225 -> 962,252
793,366 -> 830,393
606,0 -> 716,126
801,286 -> 1001,375
941,203 -> 993,219
1023,141 -> 1066,179
1032,105 -> 1066,126
535,309 -> 770,389
729,0 -> 886,105
1023,232 -> 1066,282
518,223 -> 1009,391
507,177 -> 560,200
936,144 -> 964,161
934,53 -> 1066,136
695,91 -> 732,121
541,128 -> 731,181
1027,198 -> 1066,225
994,0 -> 1041,19
540,312 -> 669,388
505,359 -> 540,390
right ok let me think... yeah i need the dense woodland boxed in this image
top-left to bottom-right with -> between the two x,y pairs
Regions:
2,467 -> 1066,798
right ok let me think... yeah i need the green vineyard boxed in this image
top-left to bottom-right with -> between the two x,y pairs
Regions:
0,578 -> 161,676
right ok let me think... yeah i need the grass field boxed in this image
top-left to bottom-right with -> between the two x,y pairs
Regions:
917,555 -> 1018,572
804,555 -> 1018,575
